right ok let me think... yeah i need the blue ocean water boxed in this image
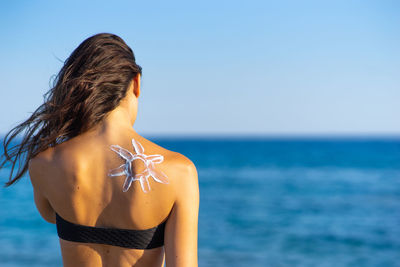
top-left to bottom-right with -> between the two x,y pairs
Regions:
1,137 -> 399,266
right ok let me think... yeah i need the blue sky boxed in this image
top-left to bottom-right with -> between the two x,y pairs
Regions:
1,0 -> 399,136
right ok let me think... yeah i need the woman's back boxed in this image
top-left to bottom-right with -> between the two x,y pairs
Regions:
2,33 -> 199,267
29,127 -> 197,267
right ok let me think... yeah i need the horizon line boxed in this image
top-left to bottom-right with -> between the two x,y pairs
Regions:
1,132 -> 399,140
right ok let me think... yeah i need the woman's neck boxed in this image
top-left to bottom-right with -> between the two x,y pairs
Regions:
86,106 -> 138,139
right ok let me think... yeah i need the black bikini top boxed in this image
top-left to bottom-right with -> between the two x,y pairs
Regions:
55,213 -> 166,249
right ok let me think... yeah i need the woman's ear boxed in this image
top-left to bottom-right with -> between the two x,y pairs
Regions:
133,73 -> 141,98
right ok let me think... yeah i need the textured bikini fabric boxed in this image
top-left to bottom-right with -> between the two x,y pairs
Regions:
56,213 -> 166,249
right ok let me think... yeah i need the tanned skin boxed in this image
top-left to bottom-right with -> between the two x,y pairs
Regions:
28,74 -> 199,267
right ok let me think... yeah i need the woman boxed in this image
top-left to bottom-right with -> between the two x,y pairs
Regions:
1,33 -> 199,267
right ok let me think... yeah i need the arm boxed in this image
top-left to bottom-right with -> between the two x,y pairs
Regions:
164,158 -> 199,267
28,159 -> 56,224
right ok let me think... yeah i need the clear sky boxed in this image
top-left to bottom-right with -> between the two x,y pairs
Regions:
1,0 -> 399,136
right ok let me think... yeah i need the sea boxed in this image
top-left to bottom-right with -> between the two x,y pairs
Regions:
0,136 -> 399,267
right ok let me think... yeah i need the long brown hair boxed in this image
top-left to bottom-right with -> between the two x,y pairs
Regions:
1,33 -> 142,186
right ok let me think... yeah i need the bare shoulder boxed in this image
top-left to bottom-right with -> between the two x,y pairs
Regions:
28,145 -> 72,187
28,148 -> 54,181
169,152 -> 197,177
139,137 -> 194,167
146,139 -> 197,178
167,152 -> 199,200
135,136 -> 198,191
28,148 -> 58,203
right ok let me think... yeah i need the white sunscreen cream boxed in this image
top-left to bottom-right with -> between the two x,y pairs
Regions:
108,138 -> 168,193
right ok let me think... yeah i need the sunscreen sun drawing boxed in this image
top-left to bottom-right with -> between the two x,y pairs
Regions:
108,138 -> 169,193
